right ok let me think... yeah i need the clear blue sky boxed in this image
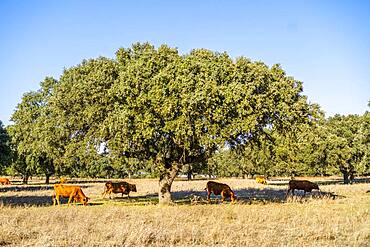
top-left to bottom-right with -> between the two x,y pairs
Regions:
1,0 -> 369,126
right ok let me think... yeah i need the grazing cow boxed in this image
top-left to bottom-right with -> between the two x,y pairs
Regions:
53,184 -> 89,206
286,180 -> 320,198
0,178 -> 11,185
205,181 -> 237,203
102,181 -> 137,199
255,176 -> 267,185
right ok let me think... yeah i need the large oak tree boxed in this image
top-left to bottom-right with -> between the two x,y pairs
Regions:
11,43 -> 316,203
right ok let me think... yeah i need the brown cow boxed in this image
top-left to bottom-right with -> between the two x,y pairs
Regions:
102,181 -> 137,199
206,181 -> 237,203
0,178 -> 11,185
286,180 -> 320,198
52,184 -> 89,206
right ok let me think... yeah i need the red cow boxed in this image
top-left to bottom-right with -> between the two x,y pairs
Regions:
206,181 -> 237,203
286,180 -> 320,198
0,178 -> 11,185
102,181 -> 137,199
53,184 -> 89,206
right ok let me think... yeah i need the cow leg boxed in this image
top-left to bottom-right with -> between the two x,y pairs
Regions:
69,189 -> 80,206
68,194 -> 73,206
285,189 -> 291,199
103,189 -> 110,199
52,194 -> 57,206
221,191 -> 225,203
55,195 -> 61,206
207,191 -> 211,203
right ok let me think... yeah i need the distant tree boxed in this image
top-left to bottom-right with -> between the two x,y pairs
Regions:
297,122 -> 332,176
0,120 -> 11,173
208,150 -> 240,177
355,110 -> 370,176
325,114 -> 365,183
9,77 -> 59,184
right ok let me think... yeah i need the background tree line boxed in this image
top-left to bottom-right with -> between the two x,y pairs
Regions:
0,43 -> 369,204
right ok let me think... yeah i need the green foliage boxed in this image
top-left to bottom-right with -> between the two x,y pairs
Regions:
326,114 -> 369,179
0,121 -> 11,173
15,43 -> 365,190
357,111 -> 370,174
291,113 -> 369,182
8,77 -> 59,182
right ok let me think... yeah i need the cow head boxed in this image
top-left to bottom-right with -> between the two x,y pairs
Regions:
81,196 -> 89,206
130,184 -> 137,192
75,195 -> 89,206
313,183 -> 320,191
230,193 -> 237,203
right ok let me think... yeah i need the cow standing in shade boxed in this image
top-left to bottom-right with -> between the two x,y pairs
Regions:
286,180 -> 320,198
205,181 -> 237,203
102,181 -> 137,199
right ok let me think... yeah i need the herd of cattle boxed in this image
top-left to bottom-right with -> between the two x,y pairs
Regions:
0,176 -> 337,206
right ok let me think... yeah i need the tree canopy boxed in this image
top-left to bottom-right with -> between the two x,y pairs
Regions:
0,120 -> 11,172
5,43 -> 369,202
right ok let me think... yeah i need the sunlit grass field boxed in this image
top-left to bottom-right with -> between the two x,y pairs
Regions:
0,177 -> 369,246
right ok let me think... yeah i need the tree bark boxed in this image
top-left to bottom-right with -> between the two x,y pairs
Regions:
187,170 -> 192,181
45,174 -> 50,184
342,170 -> 350,184
349,172 -> 354,184
158,164 -> 179,205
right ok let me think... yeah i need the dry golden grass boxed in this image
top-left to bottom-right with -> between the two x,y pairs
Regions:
0,177 -> 369,246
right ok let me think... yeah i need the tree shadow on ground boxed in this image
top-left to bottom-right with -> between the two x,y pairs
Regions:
0,185 -> 54,192
7,179 -> 118,186
0,187 -> 343,207
97,193 -> 159,205
171,187 -> 341,205
91,187 -> 343,206
0,195 -> 53,206
0,195 -> 107,207
268,177 -> 370,186
351,177 -> 370,184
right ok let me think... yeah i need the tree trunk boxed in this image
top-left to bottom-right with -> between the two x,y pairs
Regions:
22,176 -> 29,184
158,165 -> 179,205
45,174 -> 50,184
187,170 -> 192,181
349,172 -> 354,184
343,170 -> 350,184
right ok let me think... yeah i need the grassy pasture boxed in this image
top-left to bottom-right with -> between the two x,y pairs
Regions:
0,177 -> 369,246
